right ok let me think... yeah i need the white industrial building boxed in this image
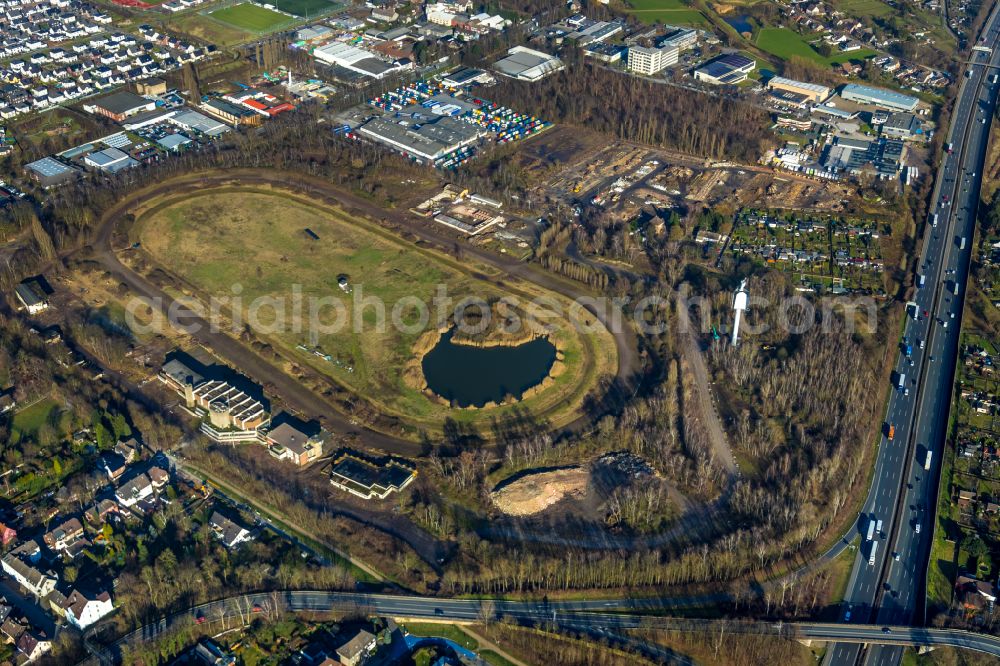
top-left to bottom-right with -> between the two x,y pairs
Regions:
493,46 -> 564,82
627,44 -> 678,75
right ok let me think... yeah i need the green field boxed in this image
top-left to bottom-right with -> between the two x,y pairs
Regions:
11,398 -> 59,444
135,186 -> 615,435
628,0 -> 687,8
832,0 -> 893,17
756,27 -> 876,66
628,6 -> 709,25
272,0 -> 336,16
209,3 -> 290,32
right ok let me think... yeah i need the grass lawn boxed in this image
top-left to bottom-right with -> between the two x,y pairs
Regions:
479,651 -> 518,666
272,0 -> 336,16
832,0 -> 892,18
629,7 -> 709,25
134,186 -> 614,436
627,0 -> 687,8
402,623 -> 478,651
208,3 -> 290,32
11,397 -> 59,444
756,27 -> 875,66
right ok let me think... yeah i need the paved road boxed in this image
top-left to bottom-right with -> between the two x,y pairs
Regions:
80,590 -> 1000,665
827,7 -> 1000,666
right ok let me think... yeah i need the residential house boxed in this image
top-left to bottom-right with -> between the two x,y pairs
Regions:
62,589 -> 114,629
42,517 -> 84,553
0,388 -> 15,414
265,422 -> 323,466
336,629 -> 376,666
0,522 -> 16,547
1,554 -> 57,598
208,511 -> 252,550
956,574 -> 996,610
115,472 -> 154,508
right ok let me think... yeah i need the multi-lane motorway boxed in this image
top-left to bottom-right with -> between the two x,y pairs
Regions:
828,5 -> 1000,665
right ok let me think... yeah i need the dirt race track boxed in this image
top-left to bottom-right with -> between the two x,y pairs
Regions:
90,169 -> 643,455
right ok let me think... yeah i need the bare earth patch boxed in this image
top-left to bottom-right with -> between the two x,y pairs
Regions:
490,467 -> 590,516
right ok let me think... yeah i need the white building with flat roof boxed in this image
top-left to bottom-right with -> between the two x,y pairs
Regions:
627,44 -> 678,75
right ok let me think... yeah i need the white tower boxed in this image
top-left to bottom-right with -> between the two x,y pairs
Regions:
732,279 -> 749,347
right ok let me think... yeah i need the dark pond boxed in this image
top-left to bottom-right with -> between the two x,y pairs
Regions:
725,15 -> 753,34
421,329 -> 557,407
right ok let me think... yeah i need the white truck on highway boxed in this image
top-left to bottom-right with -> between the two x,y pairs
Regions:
875,519 -> 883,538
925,450 -> 933,471
868,540 -> 879,566
867,516 -> 877,540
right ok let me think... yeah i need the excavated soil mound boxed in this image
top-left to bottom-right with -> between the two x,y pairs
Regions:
490,466 -> 590,516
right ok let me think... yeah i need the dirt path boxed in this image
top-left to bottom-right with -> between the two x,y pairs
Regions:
90,170 -> 640,447
460,626 -> 532,666
674,291 -> 738,478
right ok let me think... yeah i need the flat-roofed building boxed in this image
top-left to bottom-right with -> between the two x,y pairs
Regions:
84,90 -> 155,121
627,44 -> 678,75
329,451 -> 417,500
493,46 -> 564,82
840,83 -> 919,112
24,156 -> 80,187
200,98 -> 261,126
694,53 -> 755,85
358,115 -> 481,163
767,76 -> 830,103
659,25 -> 698,51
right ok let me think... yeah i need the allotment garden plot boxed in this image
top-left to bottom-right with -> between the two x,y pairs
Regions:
728,210 -> 887,293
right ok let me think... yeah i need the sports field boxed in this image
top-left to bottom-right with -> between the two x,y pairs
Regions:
209,3 -> 289,32
135,187 -> 614,434
756,27 -> 876,66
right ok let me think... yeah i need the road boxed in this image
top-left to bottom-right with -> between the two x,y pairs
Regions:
827,7 -> 1000,666
80,589 -> 1000,665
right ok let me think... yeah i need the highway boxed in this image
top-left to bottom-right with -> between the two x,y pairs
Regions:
79,590 -> 1000,665
827,5 -> 1000,665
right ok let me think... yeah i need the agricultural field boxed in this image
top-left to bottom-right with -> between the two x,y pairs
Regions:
626,0 -> 709,25
727,209 -> 888,294
756,27 -> 876,66
132,186 -> 615,435
208,3 -> 291,33
169,12 -> 252,45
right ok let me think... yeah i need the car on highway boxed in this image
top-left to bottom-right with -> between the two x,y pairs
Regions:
893,551 -> 900,561
844,609 -> 852,621
915,523 -> 922,534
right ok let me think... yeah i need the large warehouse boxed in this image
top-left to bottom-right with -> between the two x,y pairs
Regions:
493,46 -> 564,82
767,76 -> 830,103
694,54 -> 755,85
358,115 -> 482,163
840,83 -> 919,112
